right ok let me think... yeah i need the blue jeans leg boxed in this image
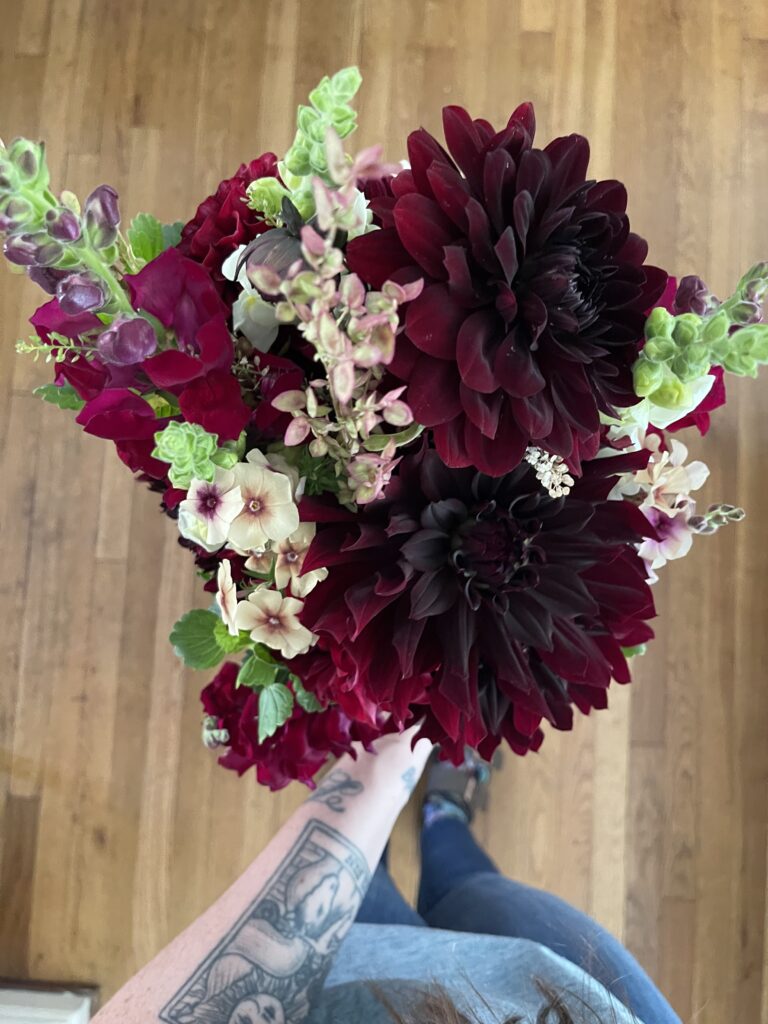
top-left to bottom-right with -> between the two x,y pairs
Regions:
356,861 -> 426,927
419,818 -> 680,1024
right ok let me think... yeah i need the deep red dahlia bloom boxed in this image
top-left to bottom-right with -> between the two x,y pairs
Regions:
177,154 -> 279,300
299,446 -> 656,761
200,662 -> 382,789
347,104 -> 667,476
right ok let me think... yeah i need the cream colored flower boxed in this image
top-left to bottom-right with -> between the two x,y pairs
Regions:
245,548 -> 275,576
177,469 -> 243,552
245,447 -> 304,500
273,523 -> 329,597
227,460 -> 300,552
234,588 -> 315,658
221,245 -> 280,352
216,560 -> 239,636
609,434 -> 709,515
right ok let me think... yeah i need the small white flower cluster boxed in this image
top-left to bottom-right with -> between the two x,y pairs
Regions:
524,447 -> 575,498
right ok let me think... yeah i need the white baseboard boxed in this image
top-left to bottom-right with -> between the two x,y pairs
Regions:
0,987 -> 93,1024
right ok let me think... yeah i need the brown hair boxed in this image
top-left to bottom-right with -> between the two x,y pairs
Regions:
371,979 -> 628,1024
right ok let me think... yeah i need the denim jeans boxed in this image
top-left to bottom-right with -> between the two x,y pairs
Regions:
356,817 -> 680,1024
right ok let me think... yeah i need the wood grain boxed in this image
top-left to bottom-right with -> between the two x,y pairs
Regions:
0,2 -> 766,1019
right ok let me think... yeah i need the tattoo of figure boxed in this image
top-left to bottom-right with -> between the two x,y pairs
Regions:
307,770 -> 363,813
159,821 -> 370,1024
400,767 -> 418,795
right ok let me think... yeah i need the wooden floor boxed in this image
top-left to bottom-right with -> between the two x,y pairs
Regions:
1,1 -> 767,1019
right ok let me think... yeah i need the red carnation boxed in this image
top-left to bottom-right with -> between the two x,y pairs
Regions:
200,662 -> 382,789
299,445 -> 656,762
177,154 -> 279,300
347,104 -> 667,476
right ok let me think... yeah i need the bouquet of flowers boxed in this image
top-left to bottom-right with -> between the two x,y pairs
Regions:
3,68 -> 766,790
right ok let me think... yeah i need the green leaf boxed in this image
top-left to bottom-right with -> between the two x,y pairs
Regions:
170,609 -> 229,669
127,212 -> 165,265
621,644 -> 648,659
162,221 -> 184,249
258,683 -> 295,742
213,617 -> 250,655
237,650 -> 280,691
291,674 -> 324,713
364,422 -> 424,452
33,382 -> 85,411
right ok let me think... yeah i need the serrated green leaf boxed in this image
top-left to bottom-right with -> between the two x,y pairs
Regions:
258,683 -> 295,742
162,221 -> 184,249
291,674 -> 324,713
170,609 -> 228,669
127,212 -> 165,265
237,650 -> 280,691
33,382 -> 85,411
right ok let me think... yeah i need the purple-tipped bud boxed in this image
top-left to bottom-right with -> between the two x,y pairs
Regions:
674,275 -> 717,317
3,231 -> 62,266
7,139 -> 41,183
0,196 -> 33,233
46,207 -> 81,242
27,265 -> 69,294
96,316 -> 157,365
84,185 -> 120,248
56,272 -> 106,315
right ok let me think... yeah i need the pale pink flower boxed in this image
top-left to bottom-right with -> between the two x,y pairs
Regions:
216,560 -> 240,636
228,459 -> 299,552
177,469 -> 243,552
234,588 -> 315,658
638,505 -> 696,582
273,523 -> 329,598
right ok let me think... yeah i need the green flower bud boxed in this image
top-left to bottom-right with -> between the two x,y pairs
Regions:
728,299 -> 761,326
702,309 -> 730,345
649,372 -> 690,409
284,144 -> 311,177
671,313 -> 702,346
644,305 -> 674,340
642,337 -> 677,363
330,66 -> 362,102
633,358 -> 666,397
151,420 -> 221,489
7,138 -> 45,186
246,177 -> 290,220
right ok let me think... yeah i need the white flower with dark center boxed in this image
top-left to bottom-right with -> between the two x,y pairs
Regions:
222,245 -> 280,352
177,469 -> 243,552
234,588 -> 315,658
274,523 -> 329,597
216,559 -> 240,636
228,458 -> 300,552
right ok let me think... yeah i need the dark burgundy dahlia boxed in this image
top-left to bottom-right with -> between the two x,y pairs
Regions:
347,104 -> 668,476
299,446 -> 656,761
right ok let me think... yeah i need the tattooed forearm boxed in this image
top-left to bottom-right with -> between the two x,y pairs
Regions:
159,821 -> 371,1024
307,769 -> 364,813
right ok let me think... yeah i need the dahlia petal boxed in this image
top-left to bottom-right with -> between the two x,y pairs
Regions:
427,162 -> 471,230
463,415 -> 527,476
406,128 -> 452,196
442,105 -> 486,193
529,566 -> 598,618
460,383 -> 502,439
401,528 -> 451,571
443,245 -> 483,306
406,284 -> 464,359
543,134 -> 590,199
345,575 -> 403,638
346,227 -> 414,289
482,147 -> 517,234
390,169 -> 417,198
495,284 -> 519,324
494,330 -> 546,397
407,354 -> 463,426
507,101 -> 536,139
410,568 -> 460,619
432,417 -> 474,468
393,612 -> 428,677
542,412 -> 574,460
393,193 -> 457,279
494,225 -> 519,282
510,390 -> 554,438
585,179 -> 628,214
516,148 -> 549,204
551,377 -> 600,435
389,333 -> 421,381
464,198 -> 499,274
456,309 -> 502,393
512,190 -> 534,253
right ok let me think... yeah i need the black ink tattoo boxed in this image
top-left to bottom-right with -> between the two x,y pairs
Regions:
159,821 -> 371,1024
401,766 -> 418,795
306,769 -> 363,813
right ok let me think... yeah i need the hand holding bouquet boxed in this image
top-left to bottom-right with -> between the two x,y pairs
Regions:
3,68 -> 765,789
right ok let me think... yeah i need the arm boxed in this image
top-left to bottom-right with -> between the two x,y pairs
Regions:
94,729 -> 432,1024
